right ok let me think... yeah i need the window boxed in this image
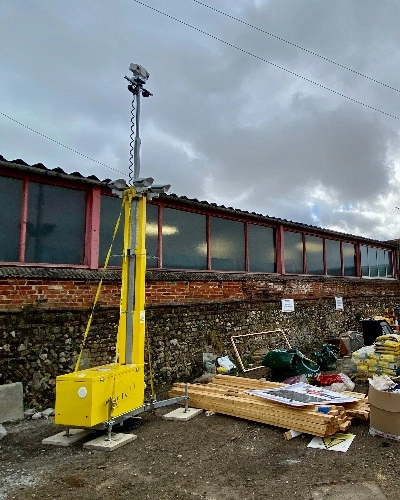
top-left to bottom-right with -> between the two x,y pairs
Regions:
210,217 -> 245,271
99,195 -> 123,267
305,235 -> 324,274
284,231 -> 303,274
25,182 -> 86,264
162,208 -> 207,270
361,245 -> 393,278
146,204 -> 159,268
342,242 -> 356,276
0,176 -> 23,262
248,224 -> 276,273
326,239 -> 341,276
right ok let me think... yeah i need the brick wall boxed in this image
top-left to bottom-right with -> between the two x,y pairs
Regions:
1,270 -> 400,407
1,274 -> 398,311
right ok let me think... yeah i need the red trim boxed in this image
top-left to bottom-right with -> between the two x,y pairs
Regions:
276,226 -> 284,275
0,167 -> 94,192
355,243 -> 361,278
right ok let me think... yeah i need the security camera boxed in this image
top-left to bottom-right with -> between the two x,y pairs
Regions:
129,63 -> 149,84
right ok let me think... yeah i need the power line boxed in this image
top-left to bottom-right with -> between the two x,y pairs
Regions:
132,0 -> 400,121
192,0 -> 400,95
0,111 -> 125,175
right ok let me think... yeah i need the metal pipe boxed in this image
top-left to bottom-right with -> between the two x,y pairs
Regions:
184,383 -> 189,413
134,87 -> 141,180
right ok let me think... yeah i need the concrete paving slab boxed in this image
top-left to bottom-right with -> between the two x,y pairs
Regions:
0,382 -> 24,423
162,407 -> 203,421
83,432 -> 137,451
310,481 -> 387,500
42,429 -> 93,446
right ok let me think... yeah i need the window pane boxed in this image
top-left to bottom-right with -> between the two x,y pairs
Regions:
326,239 -> 341,276
162,208 -> 207,269
248,224 -> 275,273
360,245 -> 369,277
0,176 -> 23,261
369,248 -> 378,277
342,242 -> 356,276
284,231 -> 303,274
210,217 -> 245,271
305,235 -> 324,274
377,249 -> 386,277
386,250 -> 393,278
146,204 -> 159,268
26,182 -> 86,264
99,195 -> 123,267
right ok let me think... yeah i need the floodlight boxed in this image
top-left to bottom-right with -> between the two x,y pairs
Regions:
148,184 -> 171,194
132,177 -> 154,189
109,178 -> 129,196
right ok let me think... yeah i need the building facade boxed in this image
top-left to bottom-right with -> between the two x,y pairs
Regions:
0,156 -> 399,406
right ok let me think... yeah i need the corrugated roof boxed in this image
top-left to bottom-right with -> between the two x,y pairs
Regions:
0,154 -> 396,247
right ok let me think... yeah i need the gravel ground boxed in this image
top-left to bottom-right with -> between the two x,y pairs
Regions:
0,380 -> 399,500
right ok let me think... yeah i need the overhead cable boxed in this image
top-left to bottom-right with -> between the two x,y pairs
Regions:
192,0 -> 400,94
132,0 -> 400,121
0,111 -> 124,175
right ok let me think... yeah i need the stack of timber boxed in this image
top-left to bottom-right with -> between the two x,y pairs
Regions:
169,375 -> 369,437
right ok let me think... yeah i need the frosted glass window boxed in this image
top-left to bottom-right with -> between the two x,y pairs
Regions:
305,235 -> 324,274
99,195 -> 124,267
284,231 -> 303,274
342,242 -> 356,276
361,245 -> 394,278
146,204 -> 159,268
360,245 -> 369,277
326,240 -> 341,276
210,217 -> 245,271
162,208 -> 207,269
26,182 -> 86,264
248,224 -> 275,273
0,176 -> 23,262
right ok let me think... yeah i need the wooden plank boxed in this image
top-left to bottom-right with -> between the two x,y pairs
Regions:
175,392 -> 334,435
169,384 -> 352,436
170,384 -> 337,423
199,376 -> 370,419
172,382 -> 354,421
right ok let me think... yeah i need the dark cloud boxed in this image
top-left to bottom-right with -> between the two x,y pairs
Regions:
1,0 -> 400,239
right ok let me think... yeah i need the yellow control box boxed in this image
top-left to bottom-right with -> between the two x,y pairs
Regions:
55,363 -> 145,428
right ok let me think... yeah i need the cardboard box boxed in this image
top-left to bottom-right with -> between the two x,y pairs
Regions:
368,384 -> 400,437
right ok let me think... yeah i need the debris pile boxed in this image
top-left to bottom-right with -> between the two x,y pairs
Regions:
169,375 -> 369,437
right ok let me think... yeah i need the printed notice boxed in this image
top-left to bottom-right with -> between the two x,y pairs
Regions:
281,298 -> 295,312
335,296 -> 344,310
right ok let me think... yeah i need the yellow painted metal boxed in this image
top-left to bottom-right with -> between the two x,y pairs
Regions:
132,194 -> 147,368
55,186 -> 148,428
55,364 -> 144,427
116,186 -> 135,365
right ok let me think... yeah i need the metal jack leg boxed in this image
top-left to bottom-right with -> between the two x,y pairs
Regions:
106,423 -> 113,441
184,383 -> 189,413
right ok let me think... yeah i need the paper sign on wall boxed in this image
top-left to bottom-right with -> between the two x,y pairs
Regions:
281,298 -> 295,312
335,297 -> 344,310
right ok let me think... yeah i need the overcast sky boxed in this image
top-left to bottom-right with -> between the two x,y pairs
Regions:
2,0 -> 400,240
